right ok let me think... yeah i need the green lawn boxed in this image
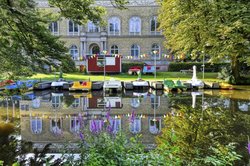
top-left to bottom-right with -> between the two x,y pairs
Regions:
30,72 -> 220,82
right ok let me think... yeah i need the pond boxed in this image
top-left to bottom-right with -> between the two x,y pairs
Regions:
0,88 -> 250,164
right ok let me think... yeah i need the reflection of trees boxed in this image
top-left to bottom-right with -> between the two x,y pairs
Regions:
156,106 -> 250,165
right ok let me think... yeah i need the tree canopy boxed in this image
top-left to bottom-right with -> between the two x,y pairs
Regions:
158,0 -> 250,83
0,0 -> 128,78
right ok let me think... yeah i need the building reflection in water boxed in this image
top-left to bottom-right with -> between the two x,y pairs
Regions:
0,88 -> 247,150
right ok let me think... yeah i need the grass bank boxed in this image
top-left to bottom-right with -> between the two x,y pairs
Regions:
30,72 -> 219,82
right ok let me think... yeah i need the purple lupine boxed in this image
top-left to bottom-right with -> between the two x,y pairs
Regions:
90,120 -> 97,133
78,113 -> 84,128
130,110 -> 135,123
79,132 -> 84,141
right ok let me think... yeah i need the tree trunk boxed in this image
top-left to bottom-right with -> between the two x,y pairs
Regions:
231,56 -> 240,84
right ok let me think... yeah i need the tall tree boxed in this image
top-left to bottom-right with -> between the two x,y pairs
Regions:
158,0 -> 250,84
0,0 -> 128,78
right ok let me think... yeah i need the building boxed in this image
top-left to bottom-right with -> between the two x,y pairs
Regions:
36,0 -> 168,70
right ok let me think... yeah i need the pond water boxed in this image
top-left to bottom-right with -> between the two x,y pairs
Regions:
0,88 -> 250,164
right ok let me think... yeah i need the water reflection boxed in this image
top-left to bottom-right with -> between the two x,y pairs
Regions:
0,88 -> 250,163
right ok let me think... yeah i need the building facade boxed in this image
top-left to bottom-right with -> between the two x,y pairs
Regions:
37,0 -> 168,69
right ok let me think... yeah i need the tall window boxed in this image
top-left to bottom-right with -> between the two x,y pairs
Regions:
30,117 -> 42,134
150,16 -> 160,35
68,20 -> 78,35
130,118 -> 141,134
151,43 -> 160,59
110,45 -> 119,54
129,17 -> 141,35
49,21 -> 59,35
69,45 -> 79,60
108,17 -> 120,35
131,44 -> 140,59
88,21 -> 100,32
70,117 -> 80,133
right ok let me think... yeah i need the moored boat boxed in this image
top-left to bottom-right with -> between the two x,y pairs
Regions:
69,81 -> 92,91
103,78 -> 122,92
51,78 -> 68,90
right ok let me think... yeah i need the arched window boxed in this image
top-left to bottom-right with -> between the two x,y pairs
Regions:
130,118 -> 141,134
149,118 -> 161,134
50,118 -> 63,136
108,17 -> 120,35
150,16 -> 160,35
51,93 -> 63,108
68,20 -> 78,35
129,17 -> 141,35
30,117 -> 42,134
49,21 -> 59,35
151,43 -> 160,59
69,45 -> 79,60
110,45 -> 119,54
88,21 -> 100,32
131,44 -> 140,59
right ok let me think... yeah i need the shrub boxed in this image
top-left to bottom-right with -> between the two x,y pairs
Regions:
168,62 -> 229,72
61,55 -> 77,73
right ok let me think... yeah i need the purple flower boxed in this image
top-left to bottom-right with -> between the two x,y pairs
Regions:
130,110 -> 135,123
78,113 -> 83,128
79,133 -> 84,140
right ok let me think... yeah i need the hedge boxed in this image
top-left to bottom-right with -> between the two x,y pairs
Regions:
122,62 -> 144,73
168,62 -> 230,72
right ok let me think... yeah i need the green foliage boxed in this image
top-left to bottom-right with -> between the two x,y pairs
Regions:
156,106 -> 249,165
0,0 -> 128,77
122,62 -> 144,73
217,66 -> 236,84
203,143 -> 242,166
61,55 -> 77,73
158,0 -> 250,82
168,62 -> 229,72
61,132 -> 149,165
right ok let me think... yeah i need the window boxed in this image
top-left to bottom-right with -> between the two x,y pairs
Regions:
109,119 -> 121,134
129,17 -> 141,35
70,117 -> 80,133
151,43 -> 160,59
131,44 -> 140,59
149,118 -> 161,134
108,17 -> 120,35
89,120 -> 103,133
30,117 -> 42,134
49,21 -> 59,35
50,118 -> 63,136
151,95 -> 160,109
51,94 -> 63,108
110,45 -> 119,54
88,21 -> 100,32
69,45 -> 79,60
71,98 -> 80,108
68,20 -> 79,35
130,118 -> 141,134
150,16 -> 160,35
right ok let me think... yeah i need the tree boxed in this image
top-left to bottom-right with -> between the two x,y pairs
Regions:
158,0 -> 250,84
0,0 -> 128,78
156,106 -> 250,165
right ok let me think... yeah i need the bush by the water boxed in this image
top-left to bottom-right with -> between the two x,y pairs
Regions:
168,62 -> 229,72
